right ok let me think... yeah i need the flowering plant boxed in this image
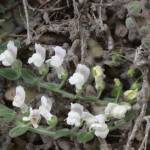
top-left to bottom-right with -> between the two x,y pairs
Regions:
0,41 -> 138,143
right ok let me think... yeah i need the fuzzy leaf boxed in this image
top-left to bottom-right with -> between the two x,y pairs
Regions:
55,128 -> 70,138
0,68 -> 20,80
0,104 -> 16,122
9,125 -> 29,138
21,68 -> 39,85
77,131 -> 94,143
29,127 -> 70,138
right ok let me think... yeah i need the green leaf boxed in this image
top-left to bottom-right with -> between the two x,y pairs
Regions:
0,104 -> 16,122
11,60 -> 22,75
29,127 -> 56,137
0,68 -> 20,80
77,131 -> 94,143
29,127 -> 70,138
9,125 -> 29,138
55,128 -> 70,138
21,68 -> 39,85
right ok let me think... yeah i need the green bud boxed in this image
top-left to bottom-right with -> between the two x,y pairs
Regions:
123,89 -> 138,102
114,78 -> 121,87
127,68 -> 135,77
130,82 -> 141,90
125,17 -> 136,29
92,66 -> 105,94
47,115 -> 58,128
92,65 -> 104,78
126,1 -> 142,16
111,78 -> 123,98
95,77 -> 105,91
38,64 -> 49,75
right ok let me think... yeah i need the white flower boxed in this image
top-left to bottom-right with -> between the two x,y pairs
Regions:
82,112 -> 96,126
46,46 -> 66,78
82,112 -> 109,138
105,103 -> 131,119
66,103 -> 84,127
23,107 -> 41,128
95,114 -> 106,123
46,46 -> 66,68
69,64 -> 90,92
0,41 -> 17,66
13,86 -> 25,108
39,96 -> 53,121
28,43 -> 46,67
82,112 -> 106,126
111,105 -> 131,119
90,123 -> 109,138
105,103 -> 118,116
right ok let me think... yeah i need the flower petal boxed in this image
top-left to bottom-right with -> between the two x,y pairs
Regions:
7,41 -> 17,56
35,43 -> 46,60
76,64 -> 90,81
54,46 -> 66,58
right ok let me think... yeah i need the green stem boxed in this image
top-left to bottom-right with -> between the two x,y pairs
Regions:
97,89 -> 102,99
38,82 -> 108,105
59,76 -> 68,89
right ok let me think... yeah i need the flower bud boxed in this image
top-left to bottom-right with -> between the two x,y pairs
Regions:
47,115 -> 58,128
123,89 -> 138,102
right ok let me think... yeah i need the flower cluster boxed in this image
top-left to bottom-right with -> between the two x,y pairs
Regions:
13,86 -> 55,128
66,102 -> 131,138
0,41 -> 91,93
0,41 -> 134,140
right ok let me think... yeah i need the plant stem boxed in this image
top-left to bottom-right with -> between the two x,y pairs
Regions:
39,82 -> 108,105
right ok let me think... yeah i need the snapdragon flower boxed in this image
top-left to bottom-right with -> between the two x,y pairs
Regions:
82,112 -> 106,125
28,43 -> 46,67
0,41 -> 17,66
39,96 -> 53,122
82,112 -> 109,138
105,103 -> 131,119
69,64 -> 90,93
46,46 -> 66,78
90,122 -> 109,138
66,103 -> 84,127
23,107 -> 41,128
13,86 -> 26,108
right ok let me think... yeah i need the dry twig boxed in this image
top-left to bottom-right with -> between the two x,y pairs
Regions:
22,0 -> 31,44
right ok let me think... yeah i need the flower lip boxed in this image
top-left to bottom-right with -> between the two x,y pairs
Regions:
76,64 -> 90,82
66,103 -> 84,127
35,43 -> 46,60
7,41 -> 17,57
23,107 -> 41,128
13,86 -> 25,108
